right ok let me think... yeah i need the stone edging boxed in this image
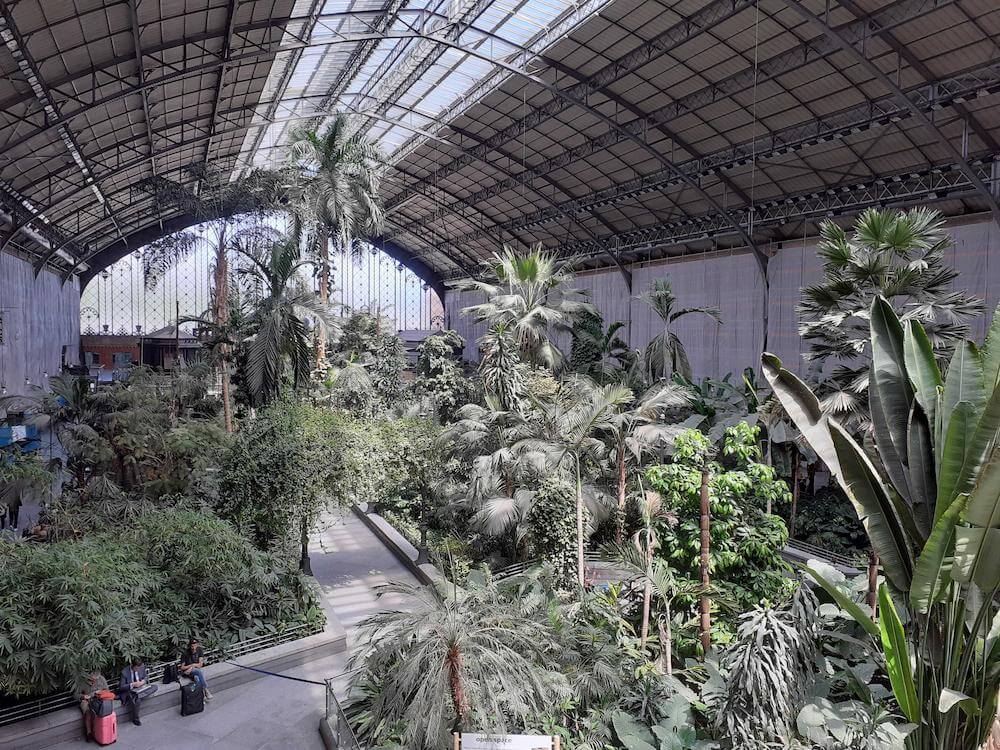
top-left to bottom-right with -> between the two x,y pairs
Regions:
352,503 -> 445,586
1,621 -> 347,750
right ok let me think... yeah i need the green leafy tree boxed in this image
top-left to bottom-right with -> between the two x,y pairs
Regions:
286,113 -> 385,364
765,297 -> 1000,750
414,330 -> 479,422
645,426 -> 794,651
347,578 -> 568,747
798,207 -> 982,428
639,278 -> 721,382
459,246 -> 594,371
527,477 -> 582,591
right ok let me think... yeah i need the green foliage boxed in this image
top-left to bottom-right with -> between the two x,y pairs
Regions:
332,312 -> 407,414
219,400 -> 334,551
571,309 -> 605,372
528,477 -> 581,591
646,426 -> 794,649
0,507 -> 318,698
766,298 -> 1000,749
640,278 -> 721,382
414,329 -> 479,422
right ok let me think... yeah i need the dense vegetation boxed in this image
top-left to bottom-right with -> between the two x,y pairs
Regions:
2,111 -> 995,750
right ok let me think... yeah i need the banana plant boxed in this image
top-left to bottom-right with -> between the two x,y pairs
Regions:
763,297 -> 1000,750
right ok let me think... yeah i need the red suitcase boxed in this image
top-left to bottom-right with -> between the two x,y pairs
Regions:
92,710 -> 118,745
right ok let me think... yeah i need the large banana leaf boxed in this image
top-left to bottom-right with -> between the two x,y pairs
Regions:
910,493 -> 968,613
830,420 -> 913,591
803,566 -> 878,638
906,401 -> 935,538
936,402 -> 974,519
939,341 -> 985,463
869,297 -> 913,501
953,447 -> 1000,589
903,318 -> 942,436
761,353 -> 841,480
951,384 -> 1000,504
982,303 -> 1000,394
879,585 -> 920,724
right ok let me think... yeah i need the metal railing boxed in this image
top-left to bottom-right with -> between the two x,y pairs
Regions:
0,620 -> 322,727
324,679 -> 363,749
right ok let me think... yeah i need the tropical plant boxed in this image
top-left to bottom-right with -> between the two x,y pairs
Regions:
764,297 -> 1000,749
459,246 -> 594,371
414,330 -> 479,422
639,278 -> 721,382
332,312 -> 406,411
571,310 -> 633,382
347,578 -> 569,747
797,207 -> 982,428
527,477 -> 582,591
478,321 -> 530,413
646,427 -> 794,652
138,164 -> 288,431
513,374 -> 633,586
286,113 -> 385,360
229,228 -> 340,405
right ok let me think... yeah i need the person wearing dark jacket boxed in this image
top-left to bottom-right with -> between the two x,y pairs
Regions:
119,658 -> 157,725
179,638 -> 213,701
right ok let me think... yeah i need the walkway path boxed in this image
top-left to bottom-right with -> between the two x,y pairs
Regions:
49,510 -> 417,750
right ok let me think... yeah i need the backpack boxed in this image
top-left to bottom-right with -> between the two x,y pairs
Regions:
163,664 -> 179,684
89,694 -> 114,718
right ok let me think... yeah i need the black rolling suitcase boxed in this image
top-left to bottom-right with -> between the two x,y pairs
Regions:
180,681 -> 205,716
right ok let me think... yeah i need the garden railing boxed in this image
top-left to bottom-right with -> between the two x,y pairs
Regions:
0,620 -> 323,727
324,678 -> 363,749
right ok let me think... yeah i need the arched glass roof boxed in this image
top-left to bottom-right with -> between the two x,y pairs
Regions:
0,0 -> 998,290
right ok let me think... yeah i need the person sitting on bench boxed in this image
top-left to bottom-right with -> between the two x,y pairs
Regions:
179,637 -> 213,701
119,657 -> 157,726
77,671 -> 109,741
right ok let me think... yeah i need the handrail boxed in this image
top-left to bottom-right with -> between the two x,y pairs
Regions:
0,620 -> 323,727
324,678 -> 363,749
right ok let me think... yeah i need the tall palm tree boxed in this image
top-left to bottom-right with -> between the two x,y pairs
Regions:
286,114 -> 385,361
600,381 -> 691,542
513,374 -> 633,586
798,207 -> 982,428
459,246 -> 594,372
228,228 -> 340,405
137,164 -> 287,432
639,277 -> 721,382
572,317 -> 634,382
348,579 -> 567,747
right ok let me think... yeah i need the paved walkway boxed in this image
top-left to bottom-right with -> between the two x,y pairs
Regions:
49,510 -> 417,750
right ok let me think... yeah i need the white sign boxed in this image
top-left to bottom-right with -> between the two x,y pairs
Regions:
458,734 -> 555,750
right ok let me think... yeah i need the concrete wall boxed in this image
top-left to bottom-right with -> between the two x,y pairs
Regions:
444,213 -> 1000,379
0,252 -> 80,398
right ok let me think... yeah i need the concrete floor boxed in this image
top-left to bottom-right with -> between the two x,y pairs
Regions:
48,510 -> 417,750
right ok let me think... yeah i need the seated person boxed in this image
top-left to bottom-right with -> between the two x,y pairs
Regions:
119,657 -> 157,726
77,671 -> 109,741
179,637 -> 213,701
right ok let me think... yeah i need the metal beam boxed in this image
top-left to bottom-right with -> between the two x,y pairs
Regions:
385,0 -> 951,211
465,155 -> 999,276
440,60 -> 1000,245
127,0 -> 158,177
202,0 -> 238,166
778,0 -> 1000,231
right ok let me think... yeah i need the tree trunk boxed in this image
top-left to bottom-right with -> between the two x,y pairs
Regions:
658,602 -> 673,676
213,225 -> 233,434
789,455 -> 800,538
699,467 -> 712,655
299,515 -> 313,576
616,443 -> 627,544
316,235 -> 330,367
640,524 -> 653,650
447,646 -> 468,729
576,468 -> 586,589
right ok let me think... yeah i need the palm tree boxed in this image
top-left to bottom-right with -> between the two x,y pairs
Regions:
229,228 -> 341,405
600,382 -> 691,542
477,322 -> 528,414
286,114 -> 385,361
798,207 -> 982,428
512,374 -> 633,586
459,246 -> 594,372
348,579 -> 567,747
572,317 -> 634,382
138,164 -> 287,432
639,277 -> 721,382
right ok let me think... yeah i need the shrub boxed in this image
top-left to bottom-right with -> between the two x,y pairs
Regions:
527,477 -> 580,591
